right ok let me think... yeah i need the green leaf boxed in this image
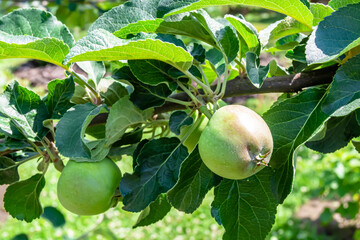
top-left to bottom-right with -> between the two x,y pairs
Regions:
120,137 -> 188,212
131,82 -> 172,110
0,9 -> 74,66
0,156 -> 20,185
268,60 -> 288,77
286,44 -> 307,63
0,138 -> 29,153
189,43 -> 206,63
133,194 -> 172,228
246,52 -> 270,88
11,233 -> 29,240
85,123 -> 106,139
192,11 -> 239,63
70,85 -> 92,105
263,88 -> 329,202
300,0 -> 310,8
112,127 -> 143,147
329,0 -> 360,10
131,139 -> 150,170
225,15 -> 259,52
169,111 -> 193,135
64,29 -> 193,72
5,151 -> 37,163
310,3 -> 334,26
112,66 -> 172,110
306,3 -> 360,64
113,18 -> 164,38
0,35 -> 70,67
352,139 -> 360,153
43,77 -> 75,119
4,174 -> 45,222
90,0 -> 219,46
306,111 -> 360,153
98,77 -> 130,107
266,34 -> 306,53
41,206 -> 65,228
108,144 -> 139,161
165,0 -> 313,29
85,139 -> 111,162
264,88 -> 328,168
167,146 -> 219,213
128,60 -> 178,91
258,20 -> 281,47
0,8 -> 74,47
206,48 -> 225,76
270,160 -> 294,204
105,96 -> 153,146
55,103 -> 109,161
88,0 -> 158,33
0,114 -> 24,140
114,14 -> 216,47
322,54 -> 360,115
0,81 -> 49,141
76,61 -> 106,89
211,168 -> 278,240
259,17 -> 310,47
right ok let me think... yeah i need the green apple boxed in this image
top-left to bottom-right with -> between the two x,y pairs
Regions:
178,101 -> 227,152
179,113 -> 209,153
198,105 -> 273,180
57,158 -> 121,215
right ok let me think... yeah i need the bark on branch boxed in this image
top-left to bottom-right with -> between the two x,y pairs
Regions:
155,65 -> 338,114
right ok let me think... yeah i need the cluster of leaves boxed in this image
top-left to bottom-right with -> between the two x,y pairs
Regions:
1,0 -> 360,239
0,0 -> 126,31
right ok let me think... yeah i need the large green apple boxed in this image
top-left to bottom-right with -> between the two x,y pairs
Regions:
198,105 -> 273,180
57,158 -> 122,215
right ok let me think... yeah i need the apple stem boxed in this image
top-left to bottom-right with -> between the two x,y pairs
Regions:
42,137 -> 64,172
195,63 -> 211,90
177,81 -> 201,106
184,70 -> 214,96
200,106 -> 212,119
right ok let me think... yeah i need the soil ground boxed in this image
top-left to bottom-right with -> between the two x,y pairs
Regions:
0,185 -> 8,223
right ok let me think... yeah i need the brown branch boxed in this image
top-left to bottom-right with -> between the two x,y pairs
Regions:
0,149 -> 18,157
155,65 -> 338,114
91,65 -> 338,124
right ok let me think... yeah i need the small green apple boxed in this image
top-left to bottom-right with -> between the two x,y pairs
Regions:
179,113 -> 209,153
198,105 -> 273,180
57,158 -> 121,215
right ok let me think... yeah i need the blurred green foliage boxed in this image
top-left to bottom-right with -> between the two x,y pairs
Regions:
0,0 -> 127,39
269,144 -> 360,240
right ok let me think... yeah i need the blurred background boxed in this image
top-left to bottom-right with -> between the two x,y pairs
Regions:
1,0 -> 360,239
